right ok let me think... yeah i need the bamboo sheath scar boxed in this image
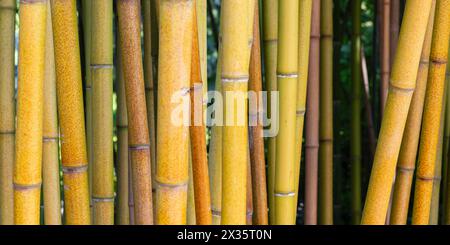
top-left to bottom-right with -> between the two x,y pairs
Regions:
117,0 -> 153,225
91,0 -> 114,225
305,0 -> 320,225
0,0 -> 16,225
42,1 -> 61,225
221,0 -> 249,225
155,0 -> 193,225
412,0 -> 450,225
274,0 -> 299,225
14,0 -> 47,225
51,0 -> 91,224
293,0 -> 312,222
361,0 -> 433,225
390,0 -> 436,225
262,0 -> 278,225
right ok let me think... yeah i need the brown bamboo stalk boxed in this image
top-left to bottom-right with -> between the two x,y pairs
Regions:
117,0 -> 153,225
390,0 -> 400,68
380,0 -> 391,115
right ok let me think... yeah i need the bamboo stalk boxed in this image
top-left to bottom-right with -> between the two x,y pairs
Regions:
155,0 -> 193,225
390,0 -> 400,68
293,0 -> 312,223
189,2 -> 212,225
351,0 -> 362,225
117,0 -> 153,225
445,45 -> 450,225
380,0 -> 390,115
304,0 -> 320,225
187,154 -> 196,225
90,0 -> 114,225
318,0 -> 333,225
262,0 -> 278,225
42,1 -> 61,225
361,46 -> 377,159
116,51 -> 129,225
390,1 -> 436,224
221,0 -> 249,225
412,0 -> 450,225
274,0 -> 299,225
361,0 -> 434,225
196,0 -> 207,114
0,0 -> 16,225
443,45 -> 450,224
248,1 -> 268,225
14,0 -> 47,225
51,0 -> 91,225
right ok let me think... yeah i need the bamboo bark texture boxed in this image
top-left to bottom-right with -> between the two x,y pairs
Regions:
0,0 -> 16,225
390,0 -> 436,225
412,0 -> 450,225
117,0 -> 153,225
361,0 -> 433,225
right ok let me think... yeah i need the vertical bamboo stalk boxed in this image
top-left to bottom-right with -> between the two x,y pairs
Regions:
361,47 -> 377,159
246,155 -> 253,225
412,0 -> 450,225
380,0 -> 390,115
390,0 -> 400,68
361,0 -> 433,225
444,44 -> 450,224
155,0 -> 193,225
304,0 -> 320,225
117,0 -> 153,225
319,0 -> 333,225
262,0 -> 278,224
51,0 -> 91,224
0,0 -> 16,225
351,0 -> 362,225
14,0 -> 47,225
293,0 -> 312,222
248,1 -> 268,225
91,0 -> 114,225
196,0 -> 207,113
221,0 -> 249,225
389,0 -> 436,224
274,0 -> 299,225
187,154 -> 196,225
116,51 -> 129,225
43,1 -> 61,225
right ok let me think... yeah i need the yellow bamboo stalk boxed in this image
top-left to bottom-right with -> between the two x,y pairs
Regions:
116,50 -> 129,225
0,0 -> 16,225
51,0 -> 91,224
412,0 -> 450,225
196,0 -> 207,113
262,0 -> 278,224
14,0 -> 46,225
274,0 -> 299,225
389,0 -> 436,225
155,0 -> 193,225
90,0 -> 114,225
42,1 -> 61,225
221,0 -> 249,225
361,0 -> 433,225
117,0 -> 153,225
445,44 -> 450,224
187,152 -> 196,225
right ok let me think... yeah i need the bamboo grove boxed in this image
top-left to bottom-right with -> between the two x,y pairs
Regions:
0,0 -> 449,225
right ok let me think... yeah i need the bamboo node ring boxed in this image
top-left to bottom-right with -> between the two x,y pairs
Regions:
155,180 -> 188,189
13,182 -> 42,190
0,130 -> 15,135
277,73 -> 298,79
274,192 -> 295,197
92,196 -> 115,203
221,76 -> 249,83
62,165 -> 89,174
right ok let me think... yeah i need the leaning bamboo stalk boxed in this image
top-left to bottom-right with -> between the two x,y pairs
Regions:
361,0 -> 434,225
389,1 -> 436,224
116,51 -> 129,225
262,0 -> 278,224
155,0 -> 193,225
318,0 -> 333,225
221,0 -> 249,225
0,0 -> 16,225
412,0 -> 450,225
274,0 -> 299,225
248,2 -> 268,225
189,3 -> 212,225
361,46 -> 377,159
380,0 -> 390,115
91,0 -> 114,225
304,0 -> 320,225
293,0 -> 312,222
51,0 -> 91,224
117,0 -> 153,225
351,0 -> 362,225
42,1 -> 61,225
443,45 -> 450,223
14,0 -> 47,225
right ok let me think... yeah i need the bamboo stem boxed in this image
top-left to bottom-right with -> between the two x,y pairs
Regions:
117,0 -> 153,225
361,46 -> 377,159
0,0 -> 16,225
361,0 -> 434,225
412,0 -> 450,225
187,153 -> 196,225
42,1 -> 61,225
380,0 -> 391,115
390,0 -> 400,68
444,44 -> 450,224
